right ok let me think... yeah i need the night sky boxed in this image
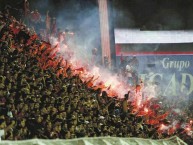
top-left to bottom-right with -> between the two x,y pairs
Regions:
1,0 -> 193,30
113,0 -> 193,30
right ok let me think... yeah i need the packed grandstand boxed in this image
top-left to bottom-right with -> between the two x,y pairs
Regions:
0,5 -> 193,145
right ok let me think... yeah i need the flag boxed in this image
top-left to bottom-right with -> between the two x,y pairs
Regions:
156,112 -> 169,121
39,43 -> 46,51
74,67 -> 84,72
45,11 -> 51,32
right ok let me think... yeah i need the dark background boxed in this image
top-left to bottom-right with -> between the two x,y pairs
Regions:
1,0 -> 193,30
113,0 -> 193,30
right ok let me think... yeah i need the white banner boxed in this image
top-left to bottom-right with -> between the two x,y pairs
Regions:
115,29 -> 193,44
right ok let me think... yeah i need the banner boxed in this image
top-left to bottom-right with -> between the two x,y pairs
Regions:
116,44 -> 193,97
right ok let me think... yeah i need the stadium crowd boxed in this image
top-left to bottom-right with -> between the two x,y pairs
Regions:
0,6 -> 193,145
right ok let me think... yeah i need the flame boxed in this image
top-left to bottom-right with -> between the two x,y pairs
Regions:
105,81 -> 111,88
159,124 -> 169,132
185,127 -> 191,131
144,107 -> 149,113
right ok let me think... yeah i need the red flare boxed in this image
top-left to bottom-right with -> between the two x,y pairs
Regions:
147,119 -> 160,125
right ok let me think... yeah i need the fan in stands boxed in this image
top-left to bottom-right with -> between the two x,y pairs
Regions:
0,6 -> 192,145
